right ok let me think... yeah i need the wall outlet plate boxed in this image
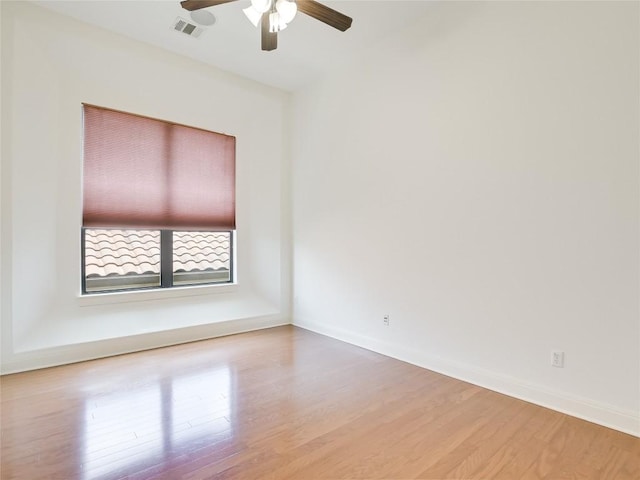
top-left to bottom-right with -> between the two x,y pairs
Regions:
552,351 -> 565,368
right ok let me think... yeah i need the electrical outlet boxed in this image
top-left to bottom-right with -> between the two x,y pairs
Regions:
383,315 -> 390,326
552,351 -> 565,368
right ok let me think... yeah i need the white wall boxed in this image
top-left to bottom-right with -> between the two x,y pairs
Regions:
292,1 -> 640,436
0,2 -> 291,372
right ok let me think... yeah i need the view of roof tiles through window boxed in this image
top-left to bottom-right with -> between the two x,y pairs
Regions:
173,231 -> 230,273
84,229 -> 231,283
85,230 -> 161,278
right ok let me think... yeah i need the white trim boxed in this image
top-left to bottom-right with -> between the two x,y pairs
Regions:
294,318 -> 640,438
2,316 -> 289,375
77,282 -> 238,306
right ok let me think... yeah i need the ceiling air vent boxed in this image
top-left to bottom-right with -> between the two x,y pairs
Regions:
172,17 -> 204,38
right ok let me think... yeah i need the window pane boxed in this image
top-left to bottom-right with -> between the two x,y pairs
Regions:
173,231 -> 232,286
84,229 -> 161,292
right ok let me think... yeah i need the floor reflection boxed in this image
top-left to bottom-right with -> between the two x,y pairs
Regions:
171,368 -> 232,445
82,367 -> 233,479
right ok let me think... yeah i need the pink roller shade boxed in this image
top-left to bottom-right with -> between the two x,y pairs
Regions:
83,105 -> 235,230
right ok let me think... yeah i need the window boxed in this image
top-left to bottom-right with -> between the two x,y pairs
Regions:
82,105 -> 235,294
82,229 -> 233,293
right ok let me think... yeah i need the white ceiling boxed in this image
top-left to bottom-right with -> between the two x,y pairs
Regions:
32,0 -> 434,91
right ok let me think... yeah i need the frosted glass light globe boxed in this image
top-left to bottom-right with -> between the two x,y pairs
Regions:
275,0 -> 297,24
251,0 -> 272,14
243,6 -> 262,27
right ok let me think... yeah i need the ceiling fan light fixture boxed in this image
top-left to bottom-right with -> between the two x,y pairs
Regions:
179,0 -> 353,52
243,6 -> 261,27
251,0 -> 272,14
269,11 -> 288,32
275,0 -> 297,24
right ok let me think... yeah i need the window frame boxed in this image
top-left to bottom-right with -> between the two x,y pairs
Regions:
81,228 -> 235,295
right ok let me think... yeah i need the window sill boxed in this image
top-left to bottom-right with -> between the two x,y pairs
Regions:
77,282 -> 238,307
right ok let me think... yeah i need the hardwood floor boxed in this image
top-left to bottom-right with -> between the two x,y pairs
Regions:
1,326 -> 638,479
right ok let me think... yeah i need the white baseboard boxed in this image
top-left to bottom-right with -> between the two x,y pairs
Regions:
295,318 -> 640,438
1,316 -> 289,375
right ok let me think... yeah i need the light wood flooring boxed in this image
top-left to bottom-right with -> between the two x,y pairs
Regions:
1,325 -> 638,479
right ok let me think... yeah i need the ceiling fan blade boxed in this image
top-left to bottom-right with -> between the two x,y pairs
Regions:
261,14 -> 278,51
297,0 -> 352,32
180,0 -> 238,11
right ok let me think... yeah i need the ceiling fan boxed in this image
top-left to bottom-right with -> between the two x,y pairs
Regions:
180,0 -> 353,51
